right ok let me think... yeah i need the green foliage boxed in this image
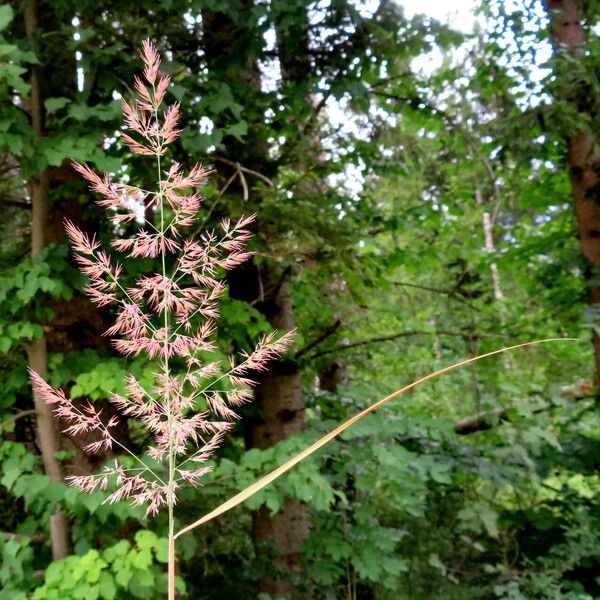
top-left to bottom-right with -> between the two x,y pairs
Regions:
46,350 -> 155,401
29,531 -> 182,600
0,0 -> 599,598
0,437 -> 160,598
0,244 -> 75,320
215,433 -> 336,514
0,439 -> 145,523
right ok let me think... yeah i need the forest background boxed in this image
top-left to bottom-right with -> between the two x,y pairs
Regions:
0,0 -> 599,598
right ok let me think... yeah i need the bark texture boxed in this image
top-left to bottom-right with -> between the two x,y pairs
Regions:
545,0 -> 600,381
247,270 -> 308,595
23,0 -> 70,560
475,189 -> 504,301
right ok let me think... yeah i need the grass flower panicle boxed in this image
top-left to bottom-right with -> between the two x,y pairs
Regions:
29,40 -> 294,523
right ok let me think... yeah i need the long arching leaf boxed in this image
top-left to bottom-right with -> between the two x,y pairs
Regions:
175,338 -> 575,539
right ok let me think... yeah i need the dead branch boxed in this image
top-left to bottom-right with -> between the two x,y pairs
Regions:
213,156 -> 274,187
454,406 -> 509,435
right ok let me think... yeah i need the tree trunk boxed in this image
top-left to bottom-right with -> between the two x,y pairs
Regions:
544,0 -> 600,382
475,189 -> 504,301
247,270 -> 309,595
200,5 -> 309,593
23,0 -> 70,560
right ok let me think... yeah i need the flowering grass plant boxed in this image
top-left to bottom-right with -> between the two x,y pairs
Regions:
30,40 -> 293,598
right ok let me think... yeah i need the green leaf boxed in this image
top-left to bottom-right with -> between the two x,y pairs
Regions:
128,569 -> 154,597
169,84 -> 186,101
0,44 -> 17,57
3,64 -> 30,95
478,505 -> 499,538
225,120 -> 248,140
114,566 -> 131,588
130,548 -> 152,570
154,538 -> 169,563
265,491 -> 282,514
0,337 -> 11,353
429,463 -> 452,484
1,466 -> 20,490
134,529 -> 157,550
0,5 -> 14,31
45,98 -> 70,114
98,572 -> 116,600
103,540 -> 130,563
180,129 -> 223,153
79,491 -> 104,514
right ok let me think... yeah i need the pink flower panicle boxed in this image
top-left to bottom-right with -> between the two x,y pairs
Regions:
29,40 -> 294,518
